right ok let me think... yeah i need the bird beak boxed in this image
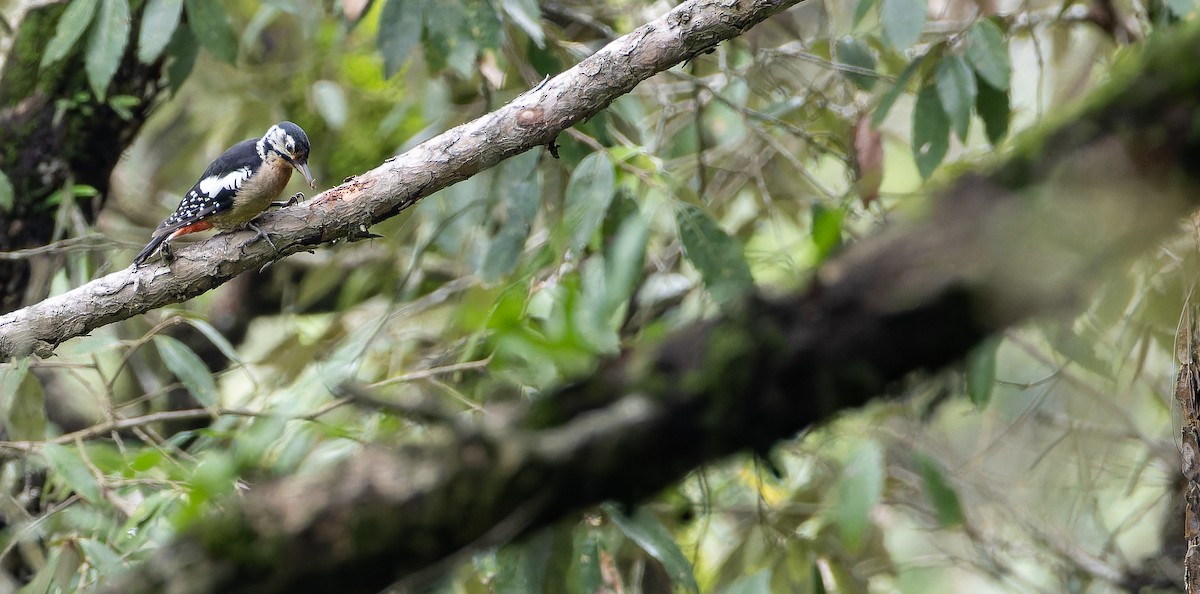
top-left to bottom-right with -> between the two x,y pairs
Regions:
294,160 -> 316,189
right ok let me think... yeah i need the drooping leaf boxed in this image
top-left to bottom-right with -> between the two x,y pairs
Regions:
16,548 -> 63,594
966,18 -> 1010,90
500,0 -> 544,48
871,56 -> 924,127
7,365 -> 46,441
495,530 -> 554,594
0,169 -> 13,213
936,54 -> 976,141
564,151 -> 616,253
77,538 -> 124,576
853,0 -> 876,25
42,444 -> 103,503
183,0 -> 237,63
912,83 -> 950,179
84,0 -> 130,101
975,78 -> 1010,145
966,335 -> 1001,407
881,0 -> 926,51
832,440 -> 884,552
603,208 -> 649,316
137,0 -> 182,63
40,0 -> 99,69
604,504 -> 699,593
482,151 -> 542,281
914,452 -> 965,527
311,80 -> 348,130
676,203 -> 754,304
811,204 -> 843,261
154,335 -> 219,407
566,529 -> 603,594
835,37 -> 876,91
184,318 -> 244,365
165,25 -> 198,94
378,0 -> 425,78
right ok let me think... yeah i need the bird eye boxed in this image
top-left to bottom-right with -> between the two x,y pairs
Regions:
286,140 -> 295,153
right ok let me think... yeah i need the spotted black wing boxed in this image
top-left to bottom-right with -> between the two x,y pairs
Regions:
154,139 -> 261,235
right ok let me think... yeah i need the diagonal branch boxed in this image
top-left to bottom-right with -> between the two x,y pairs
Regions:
0,0 -> 803,361
101,24 -> 1200,594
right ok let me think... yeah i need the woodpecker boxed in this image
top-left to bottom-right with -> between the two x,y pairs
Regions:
132,121 -> 317,266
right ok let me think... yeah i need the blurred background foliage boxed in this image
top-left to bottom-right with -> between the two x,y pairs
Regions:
0,0 -> 1196,591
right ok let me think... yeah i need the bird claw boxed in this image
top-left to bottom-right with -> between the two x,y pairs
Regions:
160,242 -> 175,263
270,192 -> 303,209
245,222 -> 278,253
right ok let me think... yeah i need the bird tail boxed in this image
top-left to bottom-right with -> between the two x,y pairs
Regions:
132,234 -> 169,266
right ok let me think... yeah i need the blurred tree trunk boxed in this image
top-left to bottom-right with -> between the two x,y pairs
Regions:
0,1 -> 166,314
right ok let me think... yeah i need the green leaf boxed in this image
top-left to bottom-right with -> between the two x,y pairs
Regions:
16,548 -> 62,594
912,83 -> 949,179
494,530 -> 553,594
183,0 -> 237,63
78,538 -> 124,576
935,55 -> 976,141
0,169 -> 13,213
881,0 -> 926,51
835,37 -> 876,91
966,18 -> 1010,91
137,0 -> 182,64
165,24 -> 198,94
482,151 -> 541,281
311,80 -> 348,130
966,335 -> 1000,407
129,448 -> 164,472
7,365 -> 46,441
717,570 -> 773,594
853,0 -> 876,25
564,151 -> 616,253
40,0 -> 99,69
975,78 -> 1010,145
500,0 -> 544,48
84,0 -> 129,99
184,318 -> 244,365
811,204 -> 843,261
378,0 -> 425,78
566,529 -> 603,594
154,335 -> 219,407
871,56 -> 923,127
914,452 -> 965,527
1168,0 -> 1200,16
604,504 -> 699,593
677,204 -> 754,304
42,444 -> 103,503
832,440 -> 884,553
85,0 -> 130,100
603,210 -> 648,312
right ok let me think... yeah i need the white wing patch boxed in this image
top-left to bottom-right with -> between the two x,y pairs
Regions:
197,167 -> 251,198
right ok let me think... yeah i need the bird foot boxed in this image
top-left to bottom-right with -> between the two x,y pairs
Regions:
160,242 -> 175,263
245,222 -> 278,253
270,192 -> 303,209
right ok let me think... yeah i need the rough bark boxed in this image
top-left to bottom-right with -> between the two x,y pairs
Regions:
0,1 -> 168,314
88,21 -> 1200,594
0,0 -> 801,360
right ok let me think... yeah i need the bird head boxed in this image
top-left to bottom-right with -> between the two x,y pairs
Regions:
262,121 -> 316,188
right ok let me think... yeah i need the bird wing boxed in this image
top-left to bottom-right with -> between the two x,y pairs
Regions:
152,139 -> 260,237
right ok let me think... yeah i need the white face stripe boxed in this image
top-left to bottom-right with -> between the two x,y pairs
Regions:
197,167 -> 251,197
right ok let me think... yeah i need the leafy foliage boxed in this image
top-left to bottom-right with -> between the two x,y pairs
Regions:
0,0 -> 1184,592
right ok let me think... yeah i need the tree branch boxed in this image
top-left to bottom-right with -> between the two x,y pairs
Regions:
0,0 -> 802,360
99,23 -> 1200,594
